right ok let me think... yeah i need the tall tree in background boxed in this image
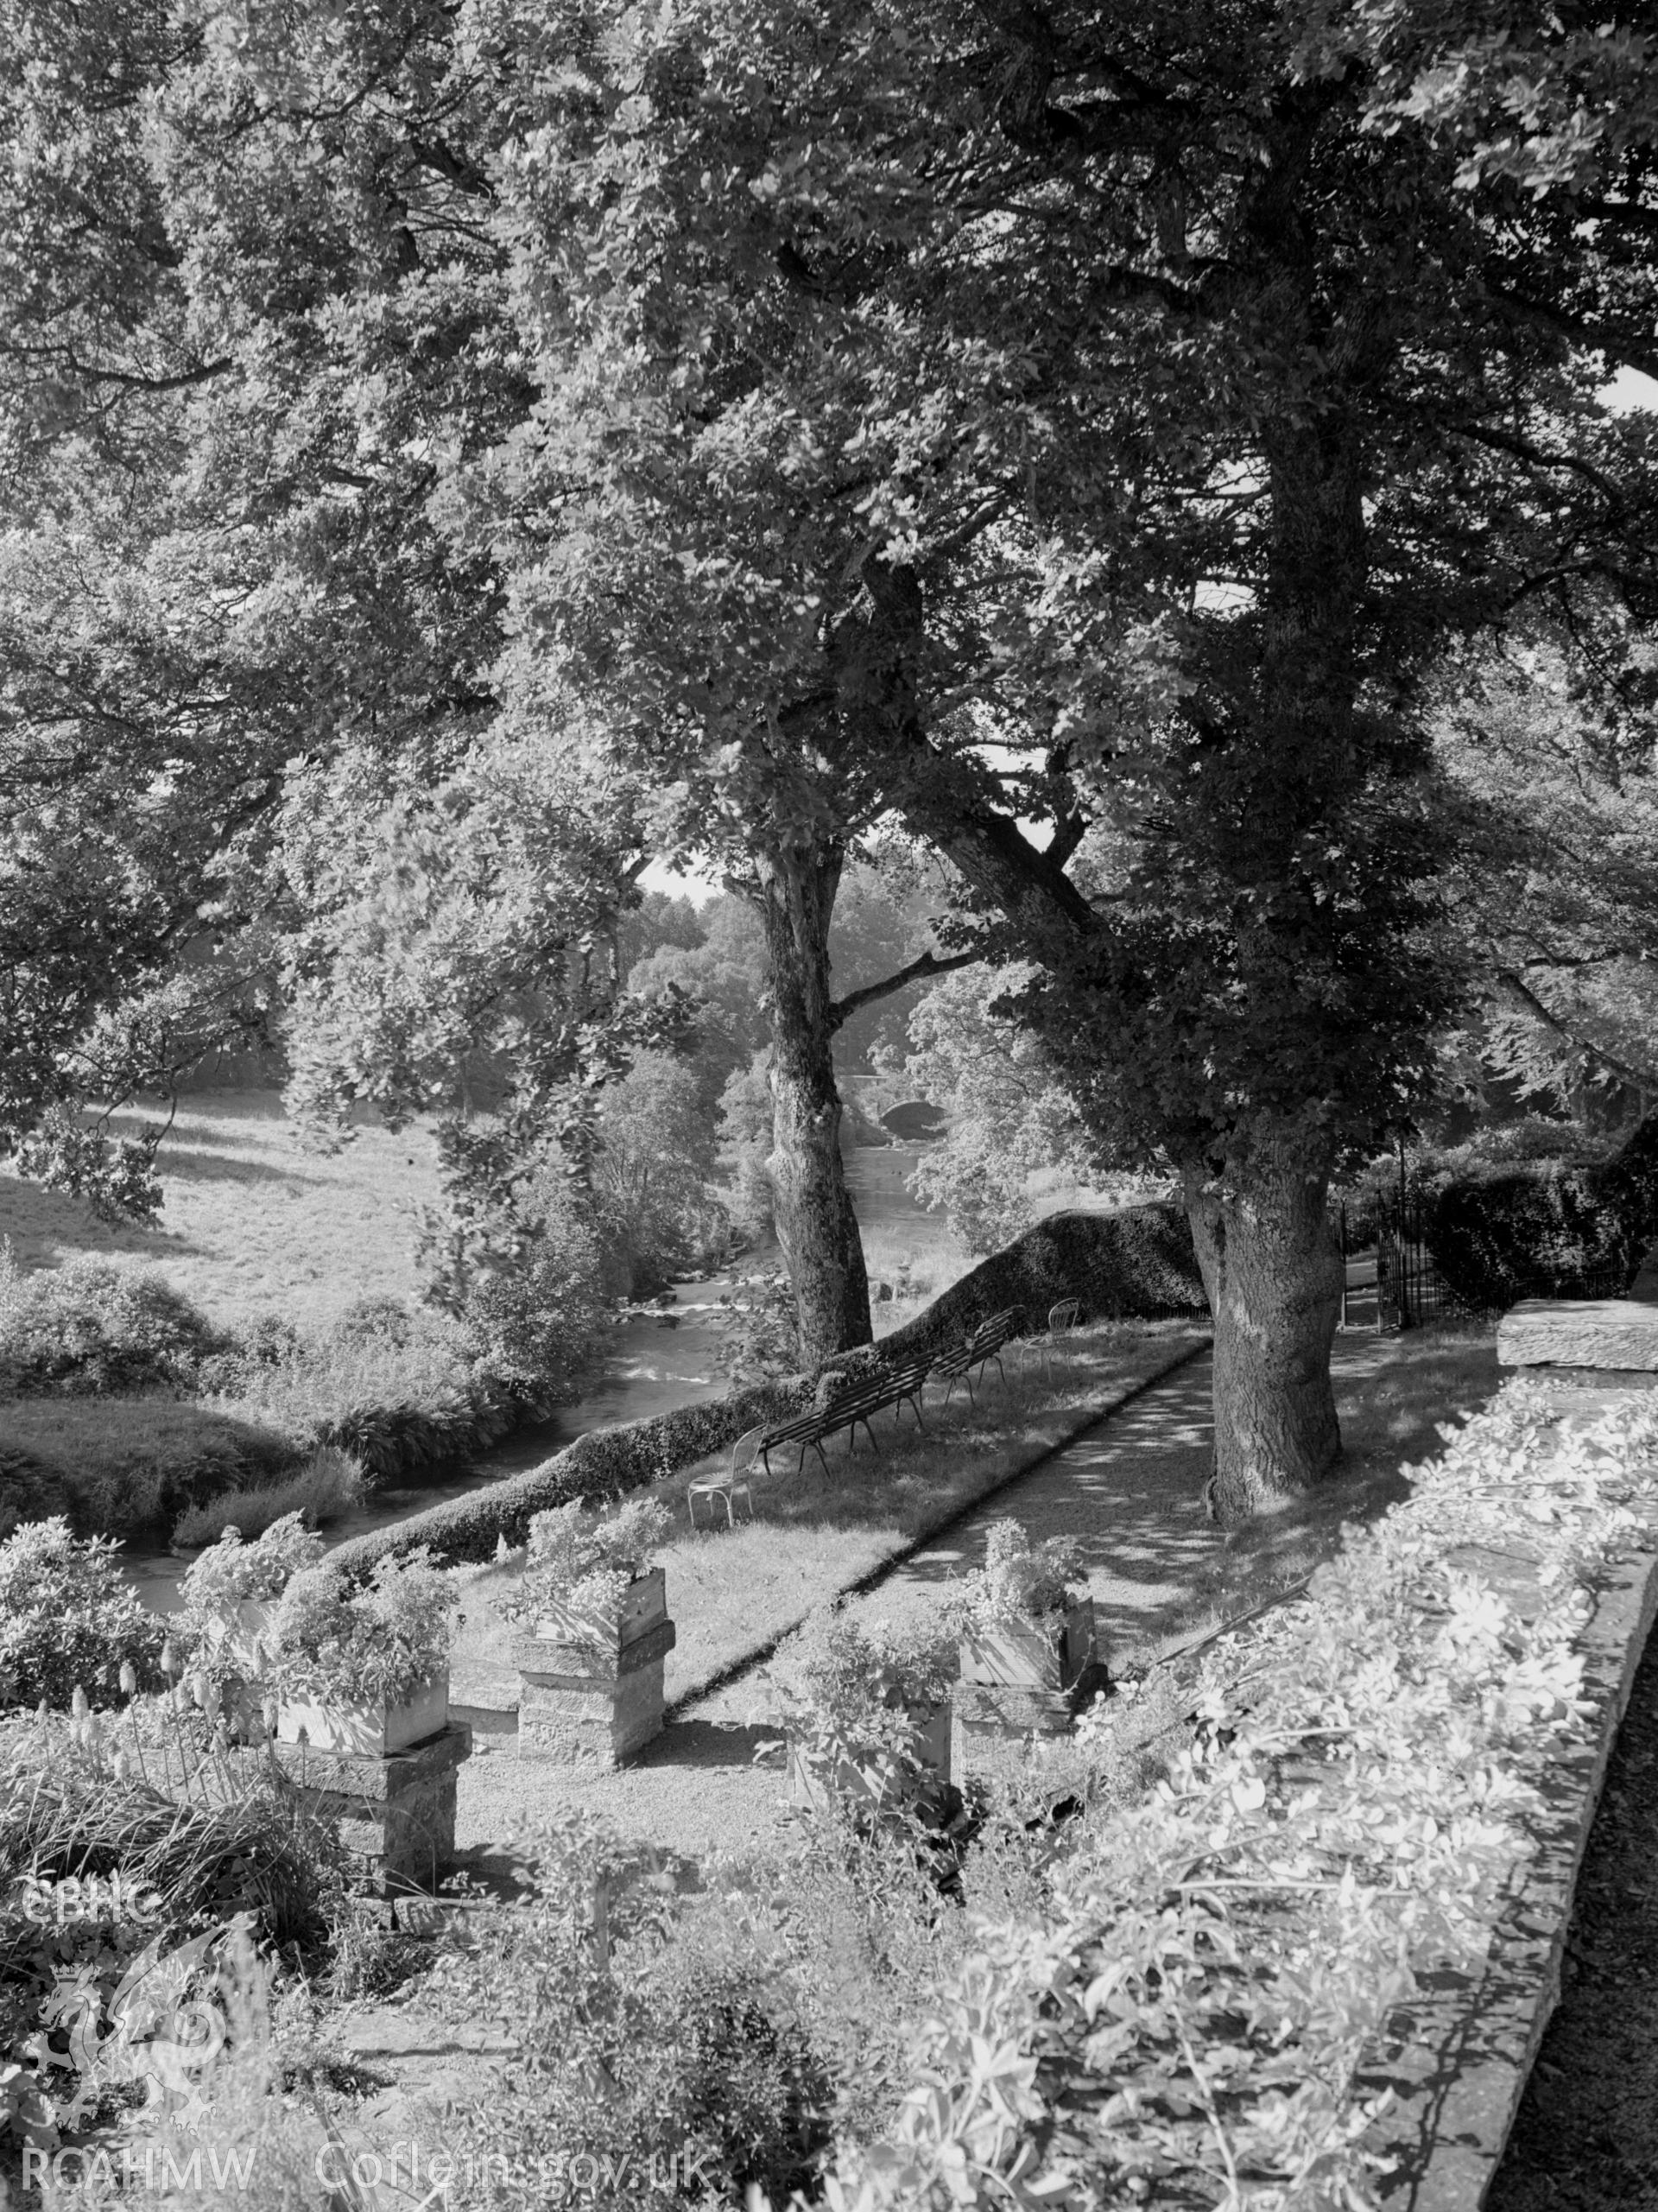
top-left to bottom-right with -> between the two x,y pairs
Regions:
0,0 -> 978,1367
0,0 -> 683,1282
461,0 -> 1658,1512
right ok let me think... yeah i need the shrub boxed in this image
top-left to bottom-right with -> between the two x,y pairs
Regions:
452,1181 -> 611,1404
433,1812 -> 838,2208
498,1496 -> 672,1633
0,1519 -> 165,1711
819,1381 -> 1657,2208
717,1267 -> 797,1384
1396,1113 -> 1658,1311
169,1448 -> 365,1550
946,1519 -> 1085,1632
589,1051 -> 734,1296
775,1611 -> 955,1802
206,1309 -> 514,1480
265,1550 -> 455,1707
179,1512 -> 326,1620
0,1252 -> 223,1398
0,1446 -> 73,1541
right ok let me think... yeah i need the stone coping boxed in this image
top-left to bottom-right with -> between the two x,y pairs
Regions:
264,1721 -> 472,1800
1363,1385 -> 1658,2206
1497,1295 -> 1658,1372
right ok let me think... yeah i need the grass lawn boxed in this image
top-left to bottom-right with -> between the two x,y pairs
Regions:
1164,1319 -> 1503,1657
448,1319 -> 1212,1709
0,1092 -> 441,1328
449,1318 -> 1504,1723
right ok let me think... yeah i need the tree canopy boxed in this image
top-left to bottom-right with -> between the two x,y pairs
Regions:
5,0 -> 1658,1509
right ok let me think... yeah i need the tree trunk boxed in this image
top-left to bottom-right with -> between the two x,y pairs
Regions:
1181,1126 -> 1343,1521
758,840 -> 873,1368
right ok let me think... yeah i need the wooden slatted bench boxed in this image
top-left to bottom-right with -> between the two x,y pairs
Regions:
759,1355 -> 933,1475
934,1305 -> 1022,1407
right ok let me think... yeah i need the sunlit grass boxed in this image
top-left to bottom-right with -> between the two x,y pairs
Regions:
0,1090 -> 440,1329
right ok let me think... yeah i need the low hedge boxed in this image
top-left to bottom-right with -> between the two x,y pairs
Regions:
1422,1114 -> 1658,1313
826,1202 -> 1206,1387
325,1372 -> 812,1579
325,1203 -> 1206,1581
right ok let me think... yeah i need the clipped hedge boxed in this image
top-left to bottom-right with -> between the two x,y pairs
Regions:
325,1372 -> 813,1579
1423,1113 -> 1658,1313
325,1203 -> 1205,1581
826,1203 -> 1206,1387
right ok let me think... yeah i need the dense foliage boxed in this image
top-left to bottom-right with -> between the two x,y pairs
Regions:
265,1550 -> 454,1708
0,1253 -> 223,1398
816,1381 -> 1658,2207
4,0 -> 1658,1505
0,1520 -> 164,1712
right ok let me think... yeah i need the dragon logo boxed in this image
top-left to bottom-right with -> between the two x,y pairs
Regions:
20,1918 -> 249,2138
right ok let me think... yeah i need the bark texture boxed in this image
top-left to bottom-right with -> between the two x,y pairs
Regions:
759,839 -> 873,1367
1182,1131 -> 1344,1521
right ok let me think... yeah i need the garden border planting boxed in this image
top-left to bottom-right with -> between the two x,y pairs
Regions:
1361,1388 -> 1658,2209
810,1375 -> 1658,2209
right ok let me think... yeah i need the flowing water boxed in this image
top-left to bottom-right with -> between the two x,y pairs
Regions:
122,1144 -> 951,1613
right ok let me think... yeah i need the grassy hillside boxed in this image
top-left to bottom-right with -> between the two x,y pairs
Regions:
0,1093 -> 440,1328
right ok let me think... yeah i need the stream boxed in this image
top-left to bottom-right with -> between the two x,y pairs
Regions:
122,1143 -> 952,1614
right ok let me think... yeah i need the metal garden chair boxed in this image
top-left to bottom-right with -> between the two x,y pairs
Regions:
687,1424 -> 762,1529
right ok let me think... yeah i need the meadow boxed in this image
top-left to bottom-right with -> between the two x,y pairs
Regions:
0,1093 -> 443,1328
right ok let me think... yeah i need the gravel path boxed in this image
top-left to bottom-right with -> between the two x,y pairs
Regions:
826,1349 -> 1218,1659
1486,1611 -> 1658,2209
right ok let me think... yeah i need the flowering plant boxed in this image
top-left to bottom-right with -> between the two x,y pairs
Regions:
947,1519 -> 1085,1636
180,1513 -> 325,1617
498,1497 -> 672,1635
265,1550 -> 454,1707
0,1518 -> 163,1712
773,1609 -> 955,1794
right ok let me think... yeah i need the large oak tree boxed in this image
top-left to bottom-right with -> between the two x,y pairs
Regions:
453,0 -> 1658,1512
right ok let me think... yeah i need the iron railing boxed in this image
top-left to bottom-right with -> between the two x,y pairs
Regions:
1337,1194 -> 1632,1331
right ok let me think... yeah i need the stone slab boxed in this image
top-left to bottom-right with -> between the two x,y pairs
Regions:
266,1721 -> 471,1801
1361,1393 -> 1658,2208
451,1699 -> 518,1736
511,1618 -> 676,1685
518,1656 -> 667,1766
1497,1296 -> 1658,1372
